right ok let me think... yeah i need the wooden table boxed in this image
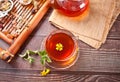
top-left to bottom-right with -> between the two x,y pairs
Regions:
0,9 -> 120,82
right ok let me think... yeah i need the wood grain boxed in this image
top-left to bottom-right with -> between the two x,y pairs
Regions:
0,68 -> 119,82
0,8 -> 120,82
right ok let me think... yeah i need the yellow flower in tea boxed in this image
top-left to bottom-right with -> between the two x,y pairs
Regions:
56,43 -> 63,51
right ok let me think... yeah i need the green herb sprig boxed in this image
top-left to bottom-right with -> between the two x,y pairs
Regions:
19,50 -> 52,76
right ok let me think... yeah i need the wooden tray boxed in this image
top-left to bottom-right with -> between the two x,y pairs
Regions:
0,0 -> 50,62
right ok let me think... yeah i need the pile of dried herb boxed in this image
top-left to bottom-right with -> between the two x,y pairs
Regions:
0,0 -> 12,11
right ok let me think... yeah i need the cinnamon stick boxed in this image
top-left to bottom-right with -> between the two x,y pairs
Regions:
0,32 -> 13,44
8,0 -> 50,55
0,48 -> 14,63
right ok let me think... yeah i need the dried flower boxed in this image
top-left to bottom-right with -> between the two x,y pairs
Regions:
56,43 -> 63,51
41,68 -> 50,76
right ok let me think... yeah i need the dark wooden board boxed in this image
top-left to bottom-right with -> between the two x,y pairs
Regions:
0,9 -> 120,82
0,68 -> 120,82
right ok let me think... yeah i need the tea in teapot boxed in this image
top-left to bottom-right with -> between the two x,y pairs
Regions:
50,0 -> 89,17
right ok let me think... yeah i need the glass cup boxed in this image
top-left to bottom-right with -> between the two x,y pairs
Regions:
43,29 -> 79,70
50,0 -> 89,17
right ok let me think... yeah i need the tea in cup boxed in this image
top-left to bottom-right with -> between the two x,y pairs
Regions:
45,29 -> 79,69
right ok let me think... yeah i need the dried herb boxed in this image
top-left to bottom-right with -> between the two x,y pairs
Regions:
0,0 -> 12,11
20,0 -> 46,14
0,23 -> 3,30
0,20 -> 3,30
31,0 -> 39,14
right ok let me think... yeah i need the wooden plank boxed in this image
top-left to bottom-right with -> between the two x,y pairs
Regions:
116,14 -> 120,21
0,4 -> 120,82
0,68 -> 119,82
0,36 -> 117,73
1,12 -> 120,72
0,9 -> 120,73
108,20 -> 120,39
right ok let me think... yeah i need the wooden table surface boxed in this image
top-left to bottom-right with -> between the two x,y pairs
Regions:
0,9 -> 120,82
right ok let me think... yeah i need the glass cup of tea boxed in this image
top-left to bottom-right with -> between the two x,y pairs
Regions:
50,0 -> 89,17
43,29 -> 79,70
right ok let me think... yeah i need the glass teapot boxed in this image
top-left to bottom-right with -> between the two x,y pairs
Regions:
50,0 -> 89,17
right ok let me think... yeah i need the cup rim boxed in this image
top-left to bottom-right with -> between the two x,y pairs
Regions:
45,29 -> 78,61
46,51 -> 79,70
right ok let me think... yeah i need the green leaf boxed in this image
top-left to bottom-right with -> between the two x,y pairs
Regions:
19,53 -> 28,58
26,50 -> 37,55
23,57 -> 28,61
27,55 -> 34,63
19,50 -> 52,65
40,51 -> 47,56
41,55 -> 47,58
40,58 -> 46,65
46,56 -> 52,63
37,51 -> 42,56
28,58 -> 34,64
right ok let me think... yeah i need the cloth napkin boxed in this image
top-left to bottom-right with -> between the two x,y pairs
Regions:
49,0 -> 120,49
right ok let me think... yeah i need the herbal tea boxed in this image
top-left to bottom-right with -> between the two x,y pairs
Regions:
50,0 -> 89,17
45,30 -> 79,69
46,31 -> 75,61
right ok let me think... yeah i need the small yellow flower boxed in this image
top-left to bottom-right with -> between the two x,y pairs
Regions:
56,43 -> 63,51
41,68 -> 50,76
